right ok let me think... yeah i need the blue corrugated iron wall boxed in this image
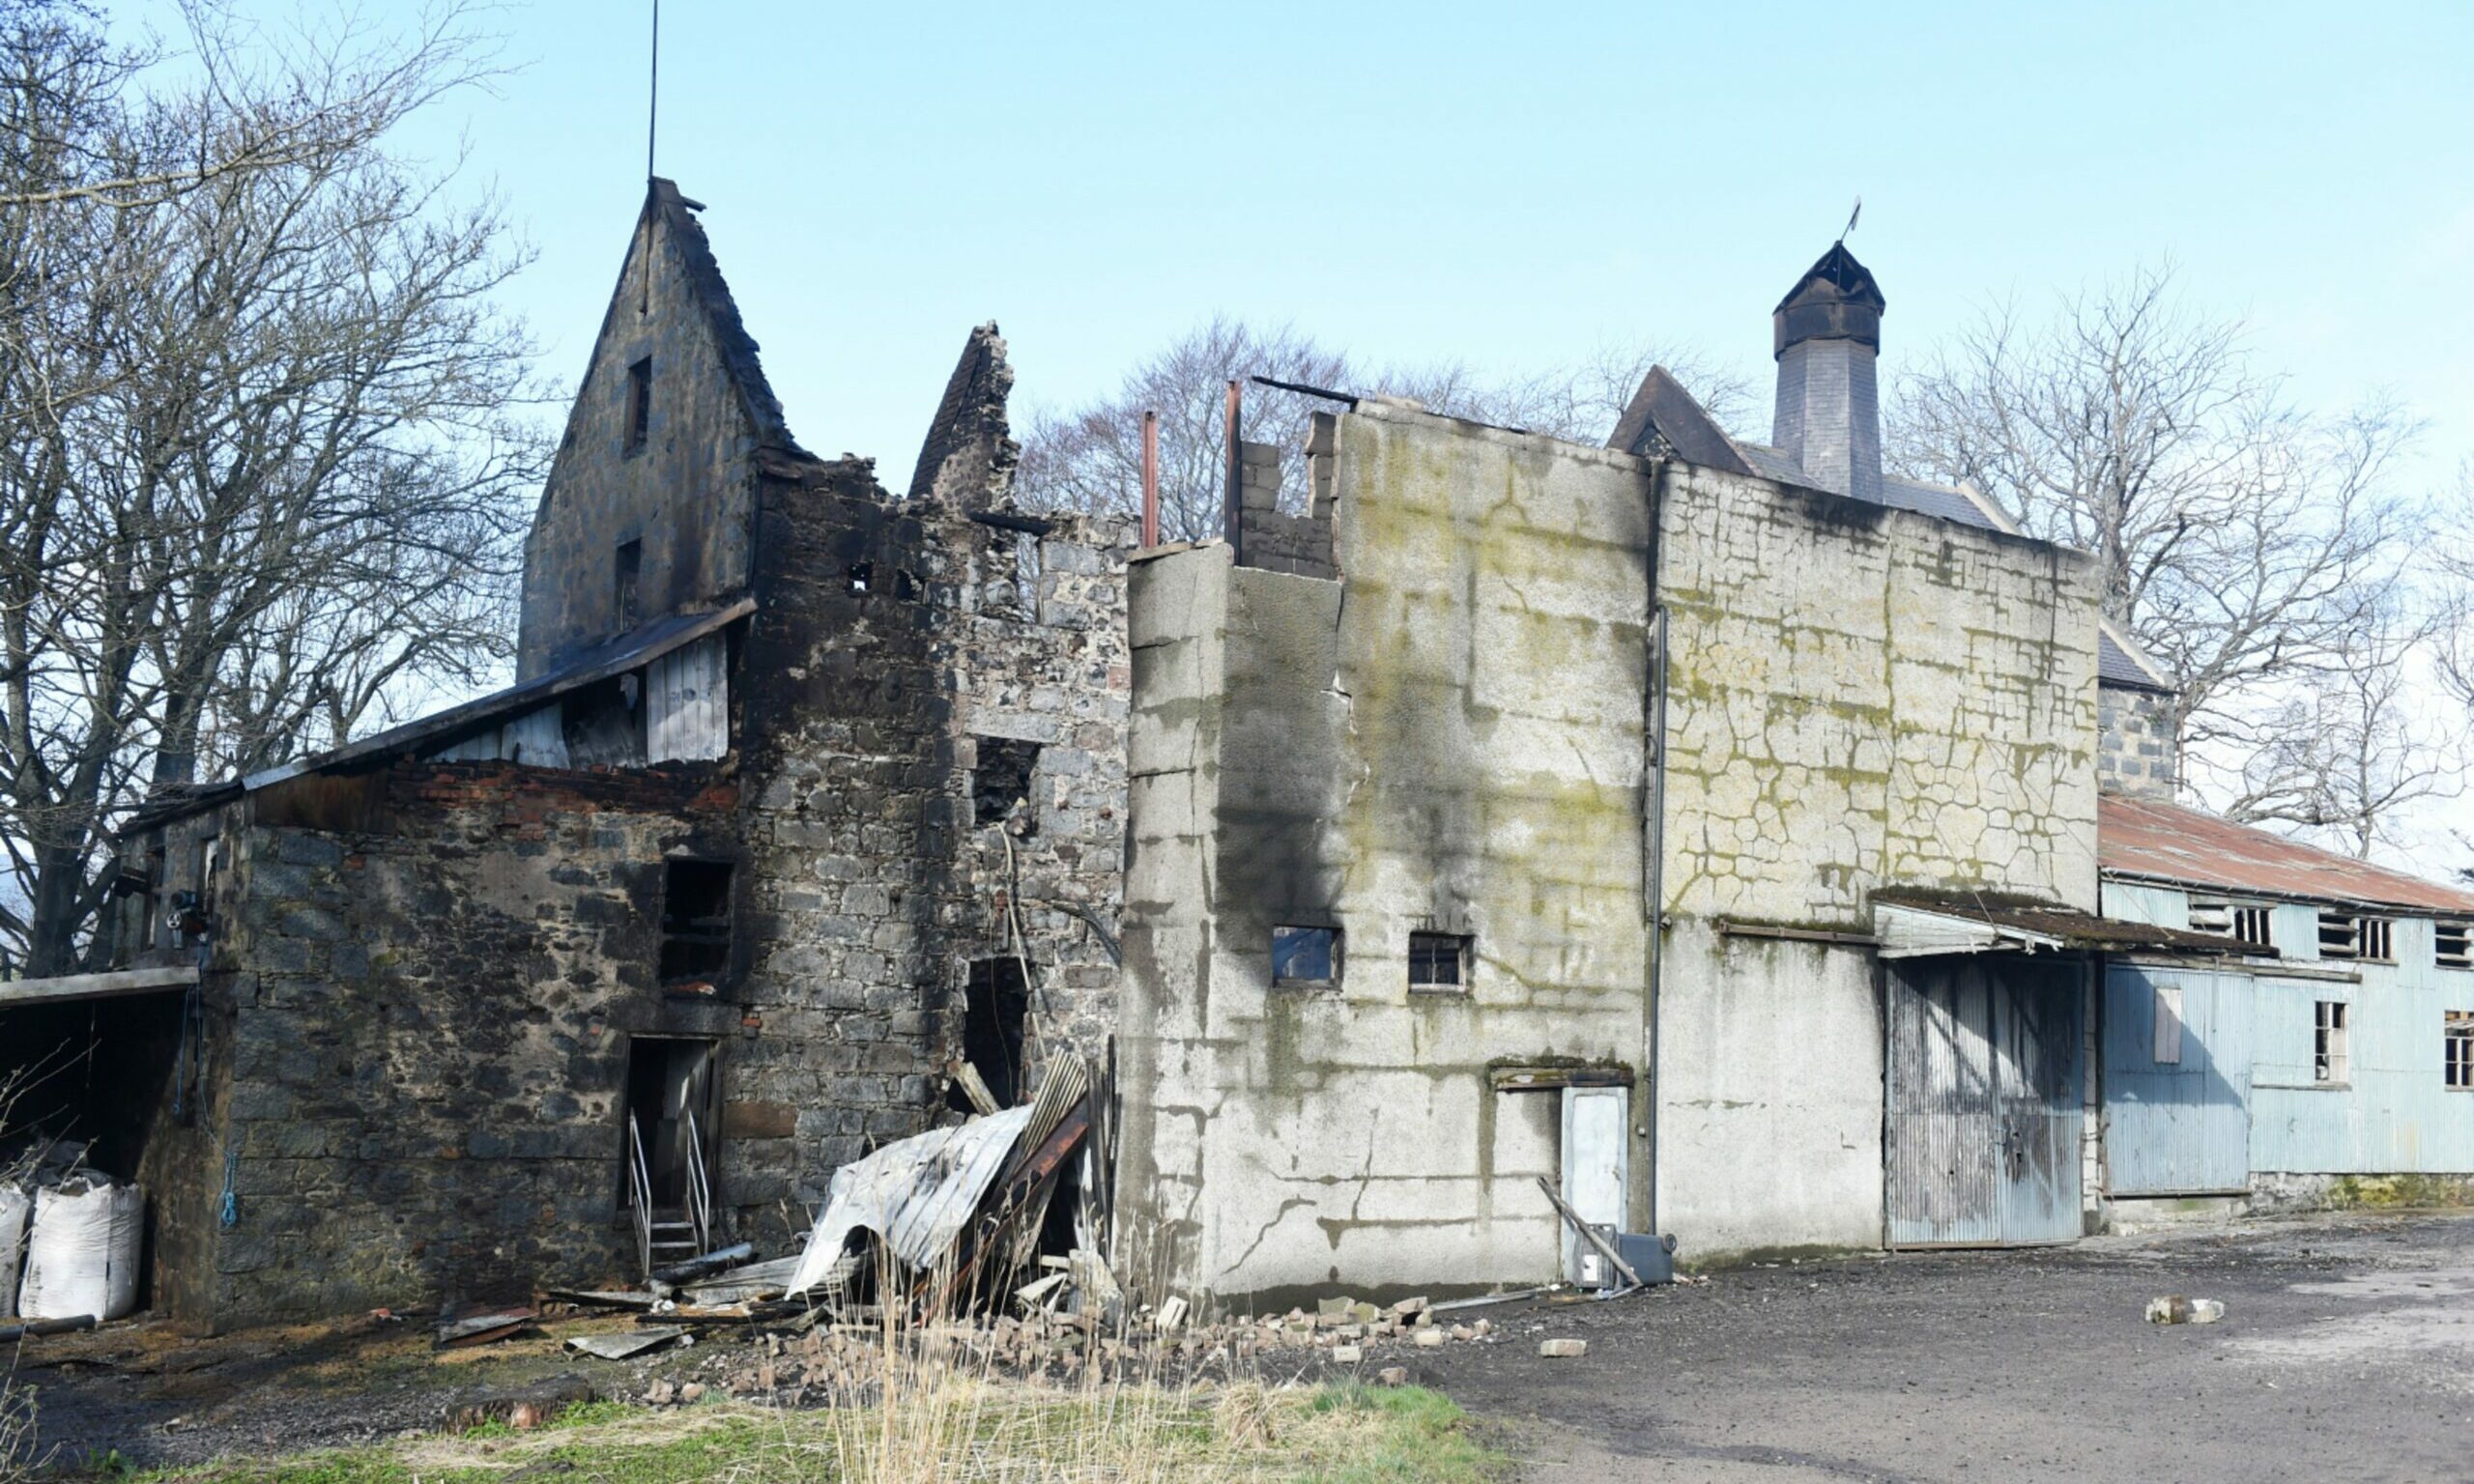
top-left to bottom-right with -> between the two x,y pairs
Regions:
2098,885 -> 2474,1180
2101,962 -> 2253,1194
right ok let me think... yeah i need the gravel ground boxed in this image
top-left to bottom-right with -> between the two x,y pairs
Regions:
1387,1209 -> 2474,1483
24,1208 -> 2474,1479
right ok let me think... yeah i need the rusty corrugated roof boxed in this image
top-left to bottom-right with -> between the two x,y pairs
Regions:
2099,793 -> 2474,915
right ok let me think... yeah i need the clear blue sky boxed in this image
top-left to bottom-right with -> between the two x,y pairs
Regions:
388,0 -> 2469,480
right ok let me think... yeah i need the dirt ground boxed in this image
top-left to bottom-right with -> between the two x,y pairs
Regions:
1392,1209 -> 2474,1484
21,1209 -> 2474,1479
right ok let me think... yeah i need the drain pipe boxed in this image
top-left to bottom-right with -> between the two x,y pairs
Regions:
1643,463 -> 1672,1239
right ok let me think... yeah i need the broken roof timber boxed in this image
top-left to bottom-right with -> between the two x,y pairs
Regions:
121,598 -> 756,835
1872,892 -> 2247,960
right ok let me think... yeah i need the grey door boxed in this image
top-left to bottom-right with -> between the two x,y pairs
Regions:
1887,958 -> 2084,1247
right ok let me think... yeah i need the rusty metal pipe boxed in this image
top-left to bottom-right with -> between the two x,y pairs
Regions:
1139,410 -> 1160,549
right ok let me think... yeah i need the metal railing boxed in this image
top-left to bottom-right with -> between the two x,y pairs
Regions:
683,1108 -> 713,1255
626,1112 -> 654,1279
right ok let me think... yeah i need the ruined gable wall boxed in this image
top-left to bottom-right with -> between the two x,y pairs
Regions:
517,205 -> 764,677
1121,405 -> 1655,1302
734,463 -> 1131,1220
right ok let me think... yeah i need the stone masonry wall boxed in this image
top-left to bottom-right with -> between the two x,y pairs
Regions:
207,762 -> 743,1325
2098,681 -> 2178,801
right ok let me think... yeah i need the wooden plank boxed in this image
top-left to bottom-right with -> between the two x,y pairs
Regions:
0,964 -> 196,1007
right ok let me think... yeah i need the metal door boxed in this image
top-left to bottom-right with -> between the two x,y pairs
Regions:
1560,1087 -> 1628,1283
1887,958 -> 2084,1246
2101,963 -> 2253,1195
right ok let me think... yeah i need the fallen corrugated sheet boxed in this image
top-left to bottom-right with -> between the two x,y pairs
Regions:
786,1104 -> 1036,1296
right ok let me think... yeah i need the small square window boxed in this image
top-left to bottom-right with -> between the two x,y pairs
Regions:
1408,931 -> 1470,993
625,356 -> 652,453
1272,926 -> 1338,985
2449,1012 -> 2474,1089
2315,1000 -> 2349,1085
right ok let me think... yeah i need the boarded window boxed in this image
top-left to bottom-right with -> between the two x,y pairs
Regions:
953,957 -> 1031,1110
2449,1012 -> 2474,1090
660,859 -> 733,986
1408,931 -> 1470,993
2152,985 -> 2184,1066
625,356 -> 652,453
2315,1000 -> 2349,1085
972,737 -> 1041,832
2439,922 -> 2471,970
1272,926 -> 1338,985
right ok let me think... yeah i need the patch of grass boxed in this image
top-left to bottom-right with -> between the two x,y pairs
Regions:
107,1382 -> 1505,1484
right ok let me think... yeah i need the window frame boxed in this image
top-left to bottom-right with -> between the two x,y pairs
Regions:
1270,925 -> 1341,988
1406,930 -> 1472,994
2447,1011 -> 2474,1091
658,856 -> 735,990
2313,999 -> 2350,1087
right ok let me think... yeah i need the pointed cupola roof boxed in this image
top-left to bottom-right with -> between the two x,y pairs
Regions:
1773,241 -> 1885,357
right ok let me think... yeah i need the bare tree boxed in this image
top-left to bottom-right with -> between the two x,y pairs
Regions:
2222,602 -> 2461,858
1887,264 -> 2428,811
0,1 -> 538,977
1015,317 -> 1752,539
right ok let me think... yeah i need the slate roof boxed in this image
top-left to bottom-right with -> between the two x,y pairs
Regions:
2099,793 -> 2474,915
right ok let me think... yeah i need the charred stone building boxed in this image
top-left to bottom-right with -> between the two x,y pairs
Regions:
15,181 -> 1131,1330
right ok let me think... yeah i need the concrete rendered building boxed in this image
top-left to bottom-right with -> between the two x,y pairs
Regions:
1112,243 -> 2265,1301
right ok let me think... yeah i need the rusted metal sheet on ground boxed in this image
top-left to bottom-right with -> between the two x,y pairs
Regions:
1886,957 -> 2083,1247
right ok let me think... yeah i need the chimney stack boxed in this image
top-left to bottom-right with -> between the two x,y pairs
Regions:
1770,243 -> 1884,502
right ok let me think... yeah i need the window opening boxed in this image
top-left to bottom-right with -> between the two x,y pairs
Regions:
620,1037 -> 717,1222
972,736 -> 1041,833
2362,917 -> 2394,961
1408,931 -> 1470,993
615,539 -> 642,631
2318,911 -> 2394,961
2192,897 -> 2274,950
2315,1000 -> 2349,1084
2440,921 -> 2472,970
660,858 -> 733,987
625,356 -> 652,453
2449,1012 -> 2474,1090
1272,926 -> 1338,986
951,957 -> 1031,1112
2152,985 -> 2183,1065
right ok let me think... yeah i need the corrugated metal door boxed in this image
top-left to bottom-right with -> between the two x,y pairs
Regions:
2101,963 -> 2253,1194
1560,1087 -> 1628,1284
1887,958 -> 2084,1247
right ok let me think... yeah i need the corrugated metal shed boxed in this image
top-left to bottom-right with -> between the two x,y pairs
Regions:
2100,795 -> 2474,915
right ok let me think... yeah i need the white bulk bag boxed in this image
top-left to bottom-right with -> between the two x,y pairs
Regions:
0,1184 -> 27,1320
17,1179 -> 143,1322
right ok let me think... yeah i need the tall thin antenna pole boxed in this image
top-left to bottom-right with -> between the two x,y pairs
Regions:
646,0 -> 659,183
